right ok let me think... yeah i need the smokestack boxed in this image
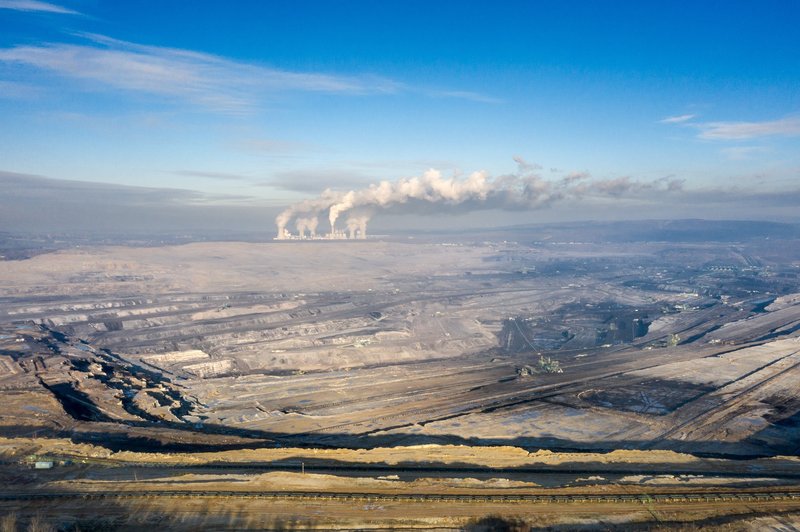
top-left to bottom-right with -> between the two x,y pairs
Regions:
294,216 -> 319,239
307,216 -> 319,237
358,217 -> 367,239
346,216 -> 368,239
295,218 -> 307,238
275,212 -> 291,239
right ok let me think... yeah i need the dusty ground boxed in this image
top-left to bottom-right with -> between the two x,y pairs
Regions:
2,233 -> 800,528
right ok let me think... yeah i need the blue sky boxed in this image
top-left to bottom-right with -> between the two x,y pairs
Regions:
1,0 -> 799,233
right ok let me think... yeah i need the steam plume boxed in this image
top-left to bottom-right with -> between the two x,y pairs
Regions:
294,216 -> 319,238
274,160 -> 683,238
346,215 -> 368,239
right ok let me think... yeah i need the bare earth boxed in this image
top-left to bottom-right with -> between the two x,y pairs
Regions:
2,232 -> 800,529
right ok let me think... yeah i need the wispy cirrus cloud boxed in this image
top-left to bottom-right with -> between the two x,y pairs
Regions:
0,33 -> 403,113
171,170 -> 251,181
0,33 -> 498,113
697,115 -> 800,140
0,0 -> 78,14
0,80 -> 45,99
660,112 -> 800,142
659,114 -> 695,124
720,146 -> 770,160
424,89 -> 503,104
235,138 -> 314,154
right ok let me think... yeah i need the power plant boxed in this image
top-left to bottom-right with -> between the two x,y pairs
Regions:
275,214 -> 367,240
275,228 -> 362,240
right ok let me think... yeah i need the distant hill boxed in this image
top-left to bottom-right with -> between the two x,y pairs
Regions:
489,219 -> 800,243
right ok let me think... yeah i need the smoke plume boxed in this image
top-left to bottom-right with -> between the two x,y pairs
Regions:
274,160 -> 683,238
294,216 -> 319,238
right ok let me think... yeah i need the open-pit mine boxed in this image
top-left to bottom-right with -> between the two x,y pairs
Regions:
2,220 -> 800,530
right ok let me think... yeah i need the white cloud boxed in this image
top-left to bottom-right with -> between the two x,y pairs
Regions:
425,89 -> 503,104
721,146 -> 769,160
0,34 -> 404,113
0,0 -> 78,14
698,115 -> 800,140
0,33 -> 497,114
235,138 -> 312,154
171,170 -> 250,181
0,80 -> 45,99
659,114 -> 695,124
